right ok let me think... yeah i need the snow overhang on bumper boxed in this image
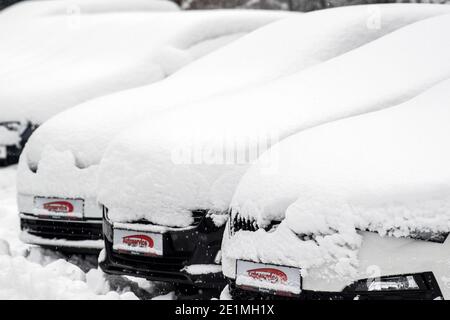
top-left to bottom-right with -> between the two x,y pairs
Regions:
18,194 -> 104,252
100,206 -> 225,289
224,216 -> 445,300
0,121 -> 36,166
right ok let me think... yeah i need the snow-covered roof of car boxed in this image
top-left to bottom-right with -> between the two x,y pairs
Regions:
0,0 -> 179,21
0,9 -> 284,125
224,78 -> 450,280
96,13 -> 450,228
18,4 -> 450,183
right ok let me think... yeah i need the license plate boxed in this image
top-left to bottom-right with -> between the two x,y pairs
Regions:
113,228 -> 163,256
236,260 -> 301,296
0,146 -> 6,159
34,197 -> 84,219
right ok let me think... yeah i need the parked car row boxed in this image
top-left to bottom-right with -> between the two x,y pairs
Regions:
4,1 -> 450,300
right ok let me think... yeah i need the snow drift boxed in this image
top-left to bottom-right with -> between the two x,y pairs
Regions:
97,14 -> 450,228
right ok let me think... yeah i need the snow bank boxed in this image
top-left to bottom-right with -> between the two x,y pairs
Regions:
224,78 -> 450,280
19,4 -> 450,197
0,253 -> 137,299
1,10 -> 279,124
97,14 -> 450,227
0,0 -> 178,21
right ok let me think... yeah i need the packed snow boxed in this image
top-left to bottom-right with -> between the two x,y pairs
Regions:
0,0 -> 179,22
223,78 -> 450,288
19,4 -> 450,206
97,14 -> 450,228
0,10 -> 280,124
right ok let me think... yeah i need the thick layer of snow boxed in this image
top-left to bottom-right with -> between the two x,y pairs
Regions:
1,10 -> 280,124
97,14 -> 450,227
222,78 -> 450,286
19,4 -> 450,201
0,0 -> 179,22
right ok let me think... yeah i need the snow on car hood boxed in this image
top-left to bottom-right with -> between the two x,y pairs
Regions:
0,0 -> 178,21
0,9 -> 283,125
18,4 -> 450,195
97,14 -> 450,228
224,78 -> 450,280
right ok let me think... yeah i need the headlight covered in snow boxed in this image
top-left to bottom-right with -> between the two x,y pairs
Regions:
0,121 -> 22,131
345,274 -> 421,292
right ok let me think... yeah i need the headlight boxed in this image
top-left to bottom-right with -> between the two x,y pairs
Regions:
345,274 -> 420,292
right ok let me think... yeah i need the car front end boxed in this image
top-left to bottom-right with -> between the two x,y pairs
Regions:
100,206 -> 225,289
222,214 -> 449,300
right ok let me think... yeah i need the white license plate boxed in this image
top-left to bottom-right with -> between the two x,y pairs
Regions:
0,146 -> 6,159
34,197 -> 84,219
236,260 -> 301,296
113,228 -> 163,256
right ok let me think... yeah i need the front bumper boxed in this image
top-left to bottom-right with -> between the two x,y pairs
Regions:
100,209 -> 225,289
227,272 -> 443,300
20,213 -> 103,252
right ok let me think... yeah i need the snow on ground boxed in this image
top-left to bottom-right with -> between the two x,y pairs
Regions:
0,9 -> 282,124
0,167 -> 175,299
97,13 -> 450,228
222,77 -> 450,287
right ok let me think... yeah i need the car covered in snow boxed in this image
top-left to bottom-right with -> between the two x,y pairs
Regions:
96,12 -> 450,290
0,0 -> 181,166
221,78 -> 450,300
16,9 -> 290,251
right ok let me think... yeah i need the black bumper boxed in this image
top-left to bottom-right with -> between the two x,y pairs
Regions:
20,214 -> 103,252
0,121 -> 36,167
100,211 -> 225,289
228,272 -> 443,300
0,144 -> 21,166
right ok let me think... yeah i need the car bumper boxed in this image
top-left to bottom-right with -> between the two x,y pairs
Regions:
227,272 -> 443,300
0,144 -> 21,166
20,213 -> 103,252
100,209 -> 225,289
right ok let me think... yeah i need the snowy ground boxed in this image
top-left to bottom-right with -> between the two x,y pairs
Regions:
0,166 -> 182,299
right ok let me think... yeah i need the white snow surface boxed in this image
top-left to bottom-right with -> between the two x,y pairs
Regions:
0,0 -> 179,22
223,78 -> 450,280
97,14 -> 450,228
0,9 -> 280,124
18,4 -> 450,200
0,167 -> 138,299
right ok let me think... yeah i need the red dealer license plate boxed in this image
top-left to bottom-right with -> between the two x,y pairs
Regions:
236,260 -> 301,297
34,197 -> 84,219
113,228 -> 163,256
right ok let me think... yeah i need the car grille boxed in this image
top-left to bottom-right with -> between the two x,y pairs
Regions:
21,217 -> 102,241
231,213 -> 259,234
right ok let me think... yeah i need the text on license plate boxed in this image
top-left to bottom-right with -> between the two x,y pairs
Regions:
113,228 -> 163,256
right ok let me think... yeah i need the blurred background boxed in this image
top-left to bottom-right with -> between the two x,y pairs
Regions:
1,0 -> 450,11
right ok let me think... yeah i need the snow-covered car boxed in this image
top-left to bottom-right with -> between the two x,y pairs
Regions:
0,0 -> 179,166
221,77 -> 450,300
16,9 -> 290,251
0,0 -> 178,20
0,6 -> 282,166
96,12 -> 450,289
